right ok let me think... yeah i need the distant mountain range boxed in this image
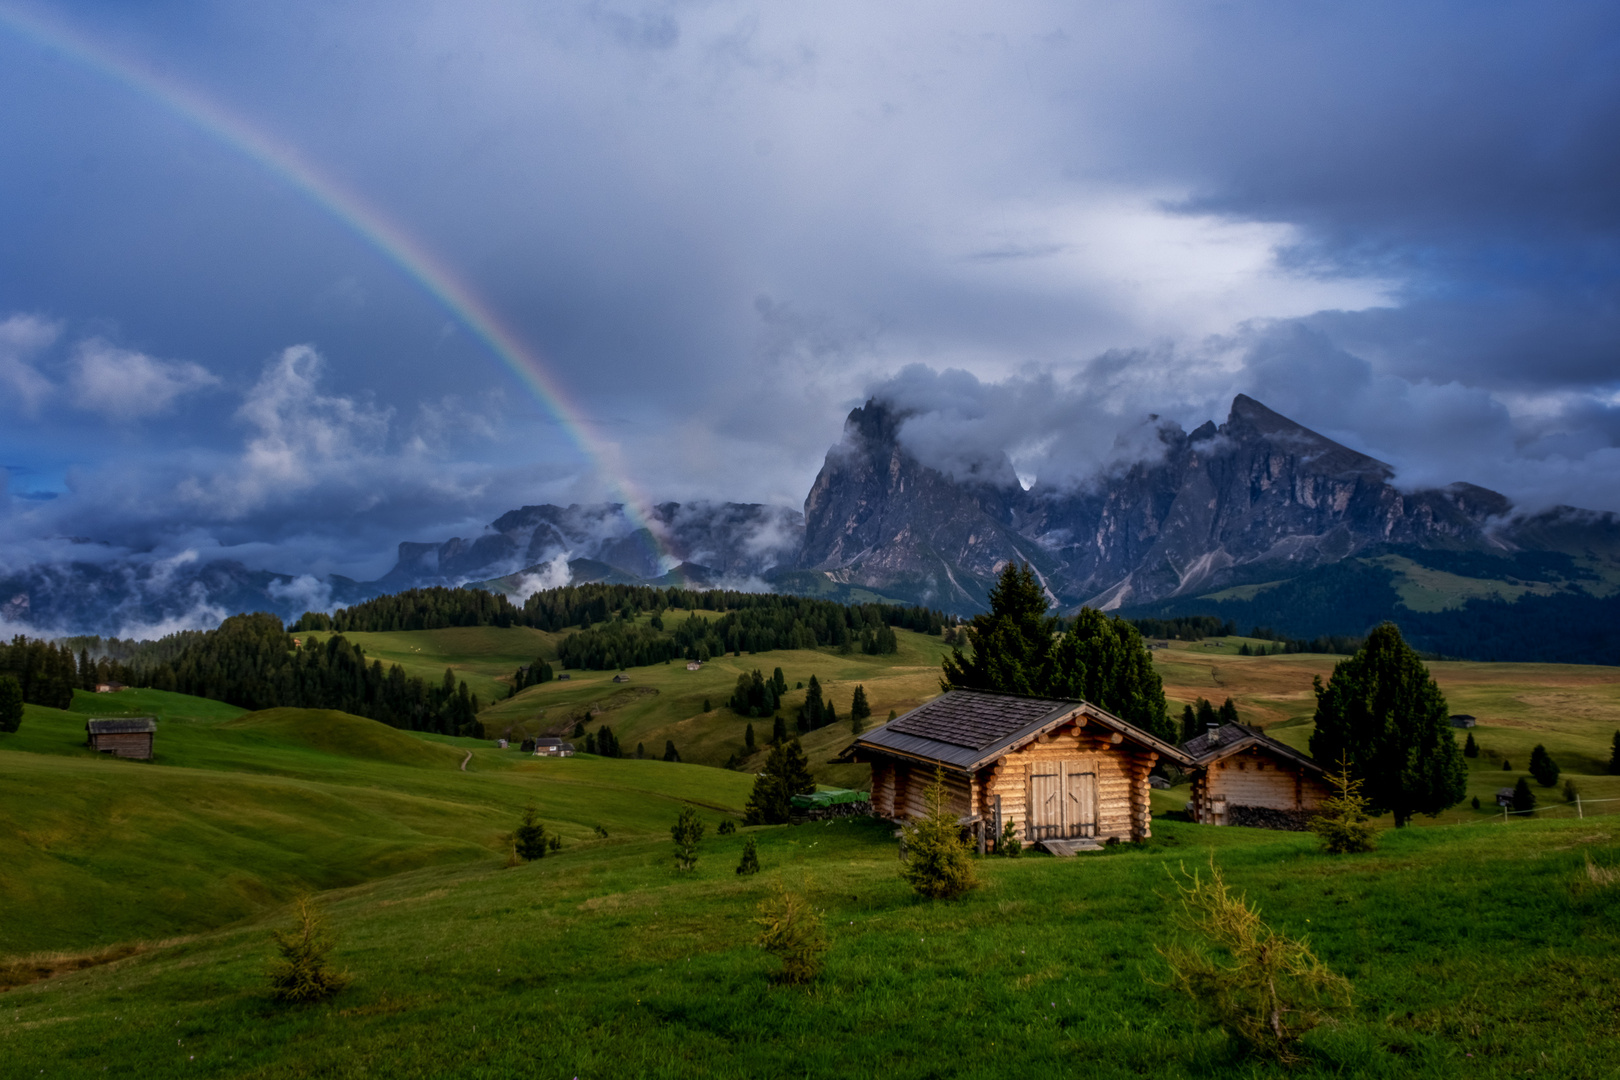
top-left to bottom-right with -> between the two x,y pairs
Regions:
8,394 -> 1620,660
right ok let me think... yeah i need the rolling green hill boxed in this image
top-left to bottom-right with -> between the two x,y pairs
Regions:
7,652 -> 1620,1076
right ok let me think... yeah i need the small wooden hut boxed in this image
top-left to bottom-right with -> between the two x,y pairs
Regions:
1182,723 -> 1329,829
840,690 -> 1190,852
85,717 -> 156,759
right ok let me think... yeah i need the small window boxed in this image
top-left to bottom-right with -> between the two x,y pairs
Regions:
1237,762 -> 1246,771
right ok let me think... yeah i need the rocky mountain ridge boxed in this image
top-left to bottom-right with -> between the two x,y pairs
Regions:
7,395 -> 1619,635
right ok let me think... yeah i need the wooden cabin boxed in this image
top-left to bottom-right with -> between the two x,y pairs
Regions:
533,738 -> 575,757
1182,723 -> 1329,830
85,717 -> 156,760
840,690 -> 1190,852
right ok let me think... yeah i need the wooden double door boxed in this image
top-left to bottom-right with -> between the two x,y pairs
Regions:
1027,760 -> 1098,840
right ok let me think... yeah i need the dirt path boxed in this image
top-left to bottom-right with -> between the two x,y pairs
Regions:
460,751 -> 472,772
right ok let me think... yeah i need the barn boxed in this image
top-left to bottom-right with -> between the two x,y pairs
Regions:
1182,722 -> 1329,829
840,690 -> 1190,853
85,717 -> 157,760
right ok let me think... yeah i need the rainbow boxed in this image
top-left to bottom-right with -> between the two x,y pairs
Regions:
0,4 -> 674,571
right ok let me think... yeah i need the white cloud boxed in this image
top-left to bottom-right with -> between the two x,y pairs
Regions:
68,339 -> 219,419
0,314 -> 60,413
513,552 -> 572,599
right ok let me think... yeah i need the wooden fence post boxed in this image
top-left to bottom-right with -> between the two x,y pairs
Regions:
1577,794 -> 1584,819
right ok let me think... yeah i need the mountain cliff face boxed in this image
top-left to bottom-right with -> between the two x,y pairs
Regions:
9,394 -> 1619,636
794,394 -> 1528,611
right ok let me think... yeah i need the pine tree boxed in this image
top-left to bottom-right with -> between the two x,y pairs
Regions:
1529,744 -> 1560,788
850,685 -> 871,734
1512,776 -> 1536,814
772,713 -> 787,745
744,738 -> 816,825
1308,623 -> 1467,827
0,675 -> 22,734
671,805 -> 704,871
1039,607 -> 1176,743
1196,698 -> 1218,731
663,740 -> 681,762
1463,732 -> 1478,758
636,742 -> 645,758
1180,703 -> 1199,742
801,675 -> 825,731
735,836 -> 760,875
941,562 -> 1052,695
771,667 -> 788,698
268,897 -> 350,1003
745,723 -> 756,752
1218,698 -> 1240,726
900,769 -> 977,899
513,804 -> 548,860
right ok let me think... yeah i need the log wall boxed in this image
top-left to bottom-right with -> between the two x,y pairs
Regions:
1189,745 -> 1328,825
89,732 -> 153,760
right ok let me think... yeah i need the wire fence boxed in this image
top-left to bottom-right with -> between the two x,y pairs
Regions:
1448,794 -> 1620,827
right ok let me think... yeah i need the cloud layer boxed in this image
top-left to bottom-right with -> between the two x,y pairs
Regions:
1,1 -> 1618,582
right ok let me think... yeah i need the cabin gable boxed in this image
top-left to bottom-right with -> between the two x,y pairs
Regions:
1183,723 -> 1330,830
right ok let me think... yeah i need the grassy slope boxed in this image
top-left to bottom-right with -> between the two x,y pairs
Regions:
310,626 -> 566,705
4,814 -> 1619,1078
0,692 -> 752,955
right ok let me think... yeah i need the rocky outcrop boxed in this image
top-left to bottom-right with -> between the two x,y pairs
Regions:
796,394 -> 1527,611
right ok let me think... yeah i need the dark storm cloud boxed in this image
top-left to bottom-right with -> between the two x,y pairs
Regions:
3,0 -> 1620,595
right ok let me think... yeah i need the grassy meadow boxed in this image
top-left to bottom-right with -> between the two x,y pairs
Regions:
7,625 -> 1620,1076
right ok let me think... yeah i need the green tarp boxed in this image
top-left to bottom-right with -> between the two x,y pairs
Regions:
790,788 -> 870,809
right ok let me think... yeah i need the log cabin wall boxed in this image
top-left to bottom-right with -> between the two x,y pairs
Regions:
870,760 -> 897,818
90,732 -> 153,759
975,727 -> 1155,842
1191,745 -> 1328,823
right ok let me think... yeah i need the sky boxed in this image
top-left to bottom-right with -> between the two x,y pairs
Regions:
1,0 -> 1618,581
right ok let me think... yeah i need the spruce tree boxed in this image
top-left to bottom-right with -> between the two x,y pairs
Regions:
1037,607 -> 1176,743
735,836 -> 760,875
745,723 -> 756,752
1463,732 -> 1479,758
1528,744 -> 1560,788
0,675 -> 22,734
671,806 -> 704,871
850,685 -> 871,734
1512,776 -> 1536,814
663,740 -> 680,762
772,667 -> 788,698
513,805 -> 548,860
744,738 -> 816,825
1308,623 -> 1467,826
1218,698 -> 1240,726
772,713 -> 788,745
1196,697 -> 1218,731
801,675 -> 825,730
941,562 -> 1052,695
1180,703 -> 1199,743
900,769 -> 977,899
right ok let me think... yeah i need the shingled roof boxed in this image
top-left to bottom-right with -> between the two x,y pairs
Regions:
1181,722 -> 1322,775
847,690 -> 1191,771
86,717 -> 157,735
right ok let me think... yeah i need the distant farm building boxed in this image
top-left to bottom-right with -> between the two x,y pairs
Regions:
840,690 -> 1189,854
1450,714 -> 1477,728
93,682 -> 127,694
1496,787 -> 1516,808
1182,723 -> 1330,830
557,673 -> 571,681
611,674 -> 631,683
533,738 -> 575,758
686,661 -> 702,671
86,717 -> 156,759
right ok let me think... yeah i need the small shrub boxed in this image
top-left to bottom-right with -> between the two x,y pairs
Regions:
268,897 -> 350,1004
899,769 -> 977,899
671,805 -> 705,872
1155,860 -> 1351,1062
513,804 -> 548,861
736,836 -> 760,875
1563,778 -> 1580,804
1471,796 -> 1480,810
1462,732 -> 1478,758
1502,759 -> 1512,771
718,819 -> 737,835
997,819 -> 1023,857
593,824 -> 609,838
1308,760 -> 1377,854
547,835 -> 561,853
753,883 -> 825,984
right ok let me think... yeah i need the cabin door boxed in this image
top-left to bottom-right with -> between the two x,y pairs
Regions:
1027,762 -> 1099,840
1028,763 -> 1064,840
1067,768 -> 1098,839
